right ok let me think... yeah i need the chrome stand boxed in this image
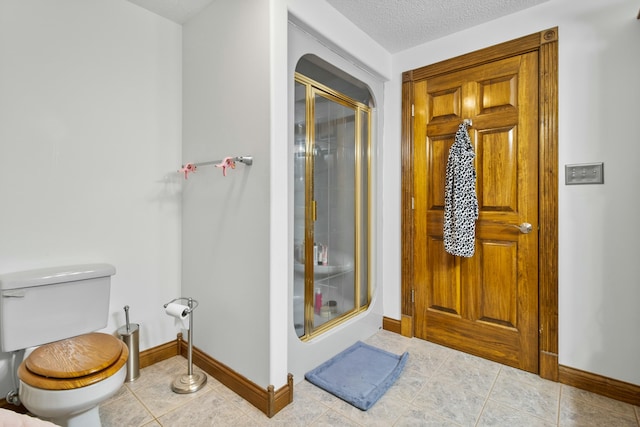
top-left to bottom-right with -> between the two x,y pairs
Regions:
163,297 -> 207,394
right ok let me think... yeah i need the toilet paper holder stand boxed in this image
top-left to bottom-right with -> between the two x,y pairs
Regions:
163,297 -> 207,394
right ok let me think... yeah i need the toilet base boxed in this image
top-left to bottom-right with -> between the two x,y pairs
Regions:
20,363 -> 126,427
47,406 -> 100,427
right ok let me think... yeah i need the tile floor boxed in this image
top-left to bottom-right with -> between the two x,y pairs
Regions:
99,330 -> 640,426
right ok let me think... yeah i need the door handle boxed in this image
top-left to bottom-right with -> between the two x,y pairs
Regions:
508,222 -> 533,234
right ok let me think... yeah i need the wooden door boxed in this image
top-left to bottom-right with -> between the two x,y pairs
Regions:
413,52 -> 539,372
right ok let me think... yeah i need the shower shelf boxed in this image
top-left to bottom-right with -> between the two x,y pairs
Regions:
294,262 -> 353,279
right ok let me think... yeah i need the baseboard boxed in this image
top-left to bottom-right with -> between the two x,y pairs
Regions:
0,335 -> 293,418
559,365 -> 640,406
382,315 -> 414,338
139,339 -> 180,369
400,314 -> 413,337
382,316 -> 401,334
3,336 -> 639,412
379,324 -> 639,407
0,400 -> 27,413
177,335 -> 293,418
539,350 -> 559,382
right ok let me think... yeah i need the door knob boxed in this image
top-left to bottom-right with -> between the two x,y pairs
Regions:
509,222 -> 533,234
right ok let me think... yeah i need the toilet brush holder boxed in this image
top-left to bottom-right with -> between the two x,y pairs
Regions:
163,297 -> 207,394
117,305 -> 140,382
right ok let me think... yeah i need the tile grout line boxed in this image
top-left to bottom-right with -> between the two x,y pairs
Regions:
124,366 -> 214,426
473,365 -> 502,427
560,383 -> 640,424
556,383 -> 563,426
124,383 -> 163,426
478,368 -> 562,426
107,383 -> 157,427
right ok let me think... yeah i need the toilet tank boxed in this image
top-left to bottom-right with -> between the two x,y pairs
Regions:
0,264 -> 116,352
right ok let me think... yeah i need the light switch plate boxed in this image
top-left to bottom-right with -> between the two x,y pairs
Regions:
565,162 -> 604,185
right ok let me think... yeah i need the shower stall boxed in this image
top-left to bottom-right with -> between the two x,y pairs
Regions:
293,55 -> 372,340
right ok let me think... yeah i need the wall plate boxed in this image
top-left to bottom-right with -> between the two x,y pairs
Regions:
565,162 -> 604,185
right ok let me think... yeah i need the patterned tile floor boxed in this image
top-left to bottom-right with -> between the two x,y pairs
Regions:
99,330 -> 640,426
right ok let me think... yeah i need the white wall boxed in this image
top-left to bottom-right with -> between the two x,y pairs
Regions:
287,0 -> 391,80
388,0 -> 640,385
181,0 -> 387,390
182,0 -> 273,388
0,0 -> 635,402
181,0 -> 390,389
270,0 -> 291,391
0,0 -> 182,395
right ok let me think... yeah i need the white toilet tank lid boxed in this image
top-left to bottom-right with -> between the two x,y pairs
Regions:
0,264 -> 116,290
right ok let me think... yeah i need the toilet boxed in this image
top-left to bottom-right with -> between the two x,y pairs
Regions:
0,264 -> 127,427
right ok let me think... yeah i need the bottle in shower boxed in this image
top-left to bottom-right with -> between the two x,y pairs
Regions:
315,288 -> 322,315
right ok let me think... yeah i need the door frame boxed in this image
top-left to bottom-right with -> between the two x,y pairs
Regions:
400,28 -> 559,381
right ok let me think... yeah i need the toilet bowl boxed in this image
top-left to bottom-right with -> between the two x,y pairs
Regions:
0,264 -> 123,426
18,333 -> 129,427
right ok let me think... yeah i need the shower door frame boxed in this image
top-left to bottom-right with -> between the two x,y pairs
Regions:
294,72 -> 372,340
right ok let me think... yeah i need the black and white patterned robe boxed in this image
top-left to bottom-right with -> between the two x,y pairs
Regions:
443,122 -> 479,257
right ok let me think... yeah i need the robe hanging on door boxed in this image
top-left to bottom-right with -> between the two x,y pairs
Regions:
443,122 -> 479,257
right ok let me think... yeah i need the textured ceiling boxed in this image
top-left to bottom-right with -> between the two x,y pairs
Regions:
128,0 -> 549,53
325,0 -> 550,53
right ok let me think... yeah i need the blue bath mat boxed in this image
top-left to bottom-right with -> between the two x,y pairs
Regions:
304,341 -> 409,411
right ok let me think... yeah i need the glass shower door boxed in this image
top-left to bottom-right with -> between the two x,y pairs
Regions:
294,71 -> 370,340
312,92 -> 356,329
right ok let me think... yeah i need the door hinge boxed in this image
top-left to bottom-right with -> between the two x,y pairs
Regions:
411,104 -> 415,117
411,289 -> 415,303
411,197 -> 414,210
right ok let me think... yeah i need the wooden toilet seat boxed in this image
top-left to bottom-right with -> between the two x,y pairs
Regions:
18,333 -> 129,390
